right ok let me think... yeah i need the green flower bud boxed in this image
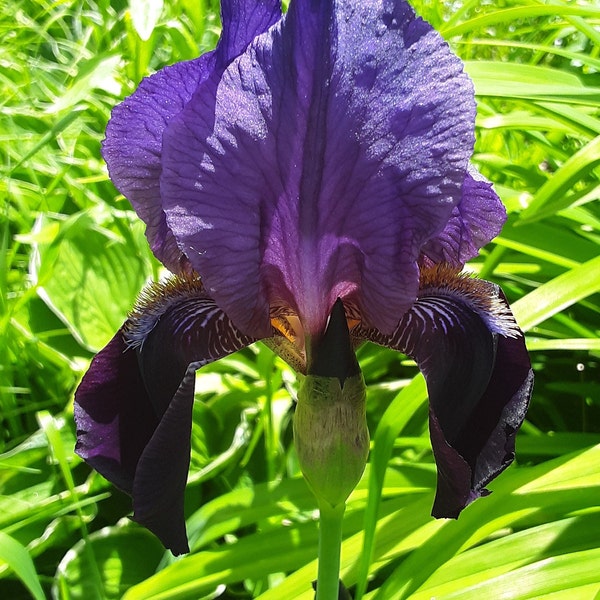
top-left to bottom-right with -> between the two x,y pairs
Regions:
294,372 -> 369,508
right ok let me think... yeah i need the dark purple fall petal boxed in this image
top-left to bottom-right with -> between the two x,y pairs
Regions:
74,281 -> 257,554
355,270 -> 533,517
160,0 -> 476,338
420,166 -> 507,267
102,0 -> 281,272
74,329 -> 158,494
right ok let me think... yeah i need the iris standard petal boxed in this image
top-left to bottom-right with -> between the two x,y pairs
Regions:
355,266 -> 533,517
160,0 -> 476,337
420,166 -> 507,267
102,0 -> 281,272
74,277 -> 257,554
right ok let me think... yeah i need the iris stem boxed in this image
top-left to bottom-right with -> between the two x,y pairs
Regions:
316,500 -> 346,600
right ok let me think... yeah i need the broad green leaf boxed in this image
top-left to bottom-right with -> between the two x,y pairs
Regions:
374,446 -> 600,599
0,531 -> 45,600
53,523 -> 165,600
420,548 -> 600,599
411,515 -> 600,599
31,209 -> 152,351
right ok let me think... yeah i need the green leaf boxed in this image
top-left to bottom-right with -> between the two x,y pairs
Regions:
526,338 -> 600,352
441,6 -> 600,39
410,514 -> 600,599
54,522 -> 166,600
465,61 -> 600,105
512,255 -> 600,332
0,531 -> 45,600
31,209 -> 153,351
373,445 -> 600,599
496,218 -> 598,269
518,134 -> 600,223
129,0 -> 165,41
355,375 -> 428,600
49,54 -> 122,113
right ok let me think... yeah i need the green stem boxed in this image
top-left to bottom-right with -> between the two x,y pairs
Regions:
316,501 -> 346,600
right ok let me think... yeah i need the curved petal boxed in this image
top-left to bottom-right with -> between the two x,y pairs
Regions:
103,58 -> 209,273
102,0 -> 281,272
74,277 -> 257,554
160,0 -> 476,337
355,266 -> 533,517
420,166 -> 506,267
74,329 -> 156,494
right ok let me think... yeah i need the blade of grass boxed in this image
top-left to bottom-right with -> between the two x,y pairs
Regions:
0,531 -> 45,600
512,255 -> 600,332
441,6 -> 600,39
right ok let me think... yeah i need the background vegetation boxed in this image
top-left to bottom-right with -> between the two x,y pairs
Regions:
1,0 -> 599,598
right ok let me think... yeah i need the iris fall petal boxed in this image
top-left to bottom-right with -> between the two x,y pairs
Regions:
355,267 -> 533,517
74,278 -> 257,554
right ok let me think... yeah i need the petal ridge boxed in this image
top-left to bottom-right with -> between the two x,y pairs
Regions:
421,166 -> 507,266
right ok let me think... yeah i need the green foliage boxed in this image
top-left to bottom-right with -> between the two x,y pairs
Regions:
1,0 -> 599,598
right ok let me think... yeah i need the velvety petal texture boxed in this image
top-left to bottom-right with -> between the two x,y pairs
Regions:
160,0 -> 477,337
102,0 -> 281,272
74,278 -> 257,554
355,266 -> 534,517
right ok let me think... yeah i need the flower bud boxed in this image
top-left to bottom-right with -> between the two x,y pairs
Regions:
294,373 -> 369,508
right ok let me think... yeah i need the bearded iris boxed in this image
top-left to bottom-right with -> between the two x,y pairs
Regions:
74,0 -> 533,571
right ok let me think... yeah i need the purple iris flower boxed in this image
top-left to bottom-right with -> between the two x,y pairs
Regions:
74,0 -> 534,555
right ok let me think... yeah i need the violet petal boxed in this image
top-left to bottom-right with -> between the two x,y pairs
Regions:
74,281 -> 257,554
355,272 -> 533,517
102,0 -> 281,272
160,0 -> 476,337
421,166 -> 507,267
74,328 -> 157,494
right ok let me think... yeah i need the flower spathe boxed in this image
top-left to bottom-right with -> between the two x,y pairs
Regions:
74,0 -> 533,556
